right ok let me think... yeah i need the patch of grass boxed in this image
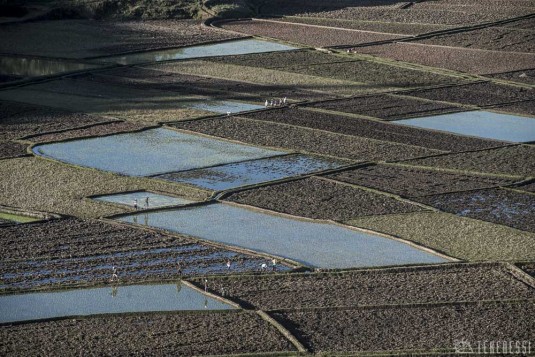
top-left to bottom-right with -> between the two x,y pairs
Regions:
0,157 -> 209,219
347,212 -> 535,261
0,212 -> 39,223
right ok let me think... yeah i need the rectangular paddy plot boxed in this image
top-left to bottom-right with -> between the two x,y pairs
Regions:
0,311 -> 296,356
172,117 -> 443,162
415,188 -> 535,233
32,127 -> 285,176
353,43 -> 535,75
328,164 -> 516,198
0,218 -> 283,292
98,38 -> 298,65
0,77 -> 265,119
272,301 -> 534,353
349,212 -> 535,261
0,100 -> 110,141
156,154 -> 349,191
93,191 -> 195,209
395,111 -> 535,143
0,283 -> 233,324
225,177 -> 425,221
117,203 -> 447,269
403,145 -> 535,177
219,19 -> 405,47
282,60 -> 466,89
201,263 -> 535,310
244,108 -> 507,152
308,94 -> 465,121
405,81 -> 535,108
93,67 -> 333,102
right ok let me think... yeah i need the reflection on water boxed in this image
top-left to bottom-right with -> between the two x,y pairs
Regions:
0,283 -> 234,323
32,128 -> 284,176
0,56 -> 100,77
94,191 -> 195,209
395,111 -> 535,142
98,38 -> 297,65
118,203 -> 447,268
157,154 -> 349,191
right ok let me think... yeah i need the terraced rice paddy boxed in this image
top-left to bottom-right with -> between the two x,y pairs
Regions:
117,203 -> 448,268
2,5 -> 534,356
395,111 -> 535,142
97,38 -> 298,65
32,128 -> 285,176
156,154 -> 349,191
0,283 -> 234,323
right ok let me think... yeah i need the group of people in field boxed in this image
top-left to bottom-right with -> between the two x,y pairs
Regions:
133,197 -> 150,210
265,97 -> 287,107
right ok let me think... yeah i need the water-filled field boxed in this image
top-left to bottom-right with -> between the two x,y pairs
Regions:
99,39 -> 297,65
0,283 -> 234,323
157,154 -> 349,190
117,203 -> 447,268
395,111 -> 535,142
33,128 -> 285,176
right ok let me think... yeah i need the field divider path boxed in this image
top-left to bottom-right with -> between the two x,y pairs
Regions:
256,310 -> 309,353
387,160 -> 528,180
180,280 -> 242,309
504,263 -> 535,290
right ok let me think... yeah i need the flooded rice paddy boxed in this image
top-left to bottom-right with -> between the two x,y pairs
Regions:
32,128 -> 285,176
117,203 -> 447,269
93,191 -> 195,209
395,111 -> 535,142
97,39 -> 297,65
186,100 -> 264,114
0,56 -> 100,78
0,283 -> 234,323
156,154 -> 349,191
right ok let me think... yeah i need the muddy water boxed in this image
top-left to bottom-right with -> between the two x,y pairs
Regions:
94,191 -> 195,209
395,111 -> 535,142
157,154 -> 349,191
32,128 -> 285,176
97,39 -> 297,65
0,283 -> 234,323
0,56 -> 100,78
117,203 -> 447,268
